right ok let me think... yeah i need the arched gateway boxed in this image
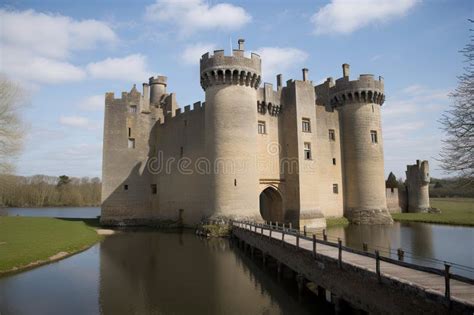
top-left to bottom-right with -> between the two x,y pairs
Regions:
259,187 -> 283,222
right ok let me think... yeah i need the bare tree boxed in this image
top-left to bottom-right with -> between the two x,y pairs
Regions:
0,77 -> 26,174
439,20 -> 474,183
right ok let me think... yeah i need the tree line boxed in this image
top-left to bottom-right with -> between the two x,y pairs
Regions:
0,175 -> 101,207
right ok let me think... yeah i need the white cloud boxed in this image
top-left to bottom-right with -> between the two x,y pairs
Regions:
59,115 -> 100,130
0,9 -> 118,85
145,0 -> 251,35
181,43 -> 217,65
254,47 -> 309,82
78,95 -> 104,111
86,54 -> 152,81
311,0 -> 419,35
0,9 -> 117,59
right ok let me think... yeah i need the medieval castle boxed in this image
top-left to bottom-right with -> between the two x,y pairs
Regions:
101,39 -> 430,228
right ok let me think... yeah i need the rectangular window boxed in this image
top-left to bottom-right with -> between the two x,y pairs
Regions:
151,184 -> 157,195
129,105 -> 137,113
304,142 -> 312,160
371,130 -> 378,144
329,129 -> 336,141
258,121 -> 266,134
332,158 -> 336,165
128,128 -> 131,137
180,146 -> 184,158
333,184 -> 338,194
302,118 -> 311,133
123,184 -> 129,191
128,138 -> 135,149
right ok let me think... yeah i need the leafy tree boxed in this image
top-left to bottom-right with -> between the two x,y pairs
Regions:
434,182 -> 443,188
0,77 -> 26,174
439,20 -> 474,183
57,175 -> 71,187
385,172 -> 398,188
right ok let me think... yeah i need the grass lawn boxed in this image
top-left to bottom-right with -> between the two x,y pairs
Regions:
0,217 -> 102,274
326,216 -> 350,228
391,198 -> 474,226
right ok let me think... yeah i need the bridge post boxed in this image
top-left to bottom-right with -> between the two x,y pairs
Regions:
375,250 -> 381,283
397,248 -> 404,261
277,261 -> 282,280
296,232 -> 300,249
289,222 -> 292,231
312,234 -> 317,257
338,238 -> 342,268
323,229 -> 327,241
282,230 -> 285,243
296,274 -> 305,296
303,225 -> 307,237
269,227 -> 272,238
445,263 -> 451,304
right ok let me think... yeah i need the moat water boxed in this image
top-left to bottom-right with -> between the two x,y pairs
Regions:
0,207 -> 473,314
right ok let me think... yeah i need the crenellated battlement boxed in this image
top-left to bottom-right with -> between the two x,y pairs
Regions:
200,39 -> 261,90
329,64 -> 385,107
157,101 -> 205,125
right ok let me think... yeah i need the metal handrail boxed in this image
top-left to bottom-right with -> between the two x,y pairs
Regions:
230,220 -> 474,293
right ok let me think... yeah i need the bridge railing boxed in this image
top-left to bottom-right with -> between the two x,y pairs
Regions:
230,220 -> 474,303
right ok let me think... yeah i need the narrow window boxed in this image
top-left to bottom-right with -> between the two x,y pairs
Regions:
180,146 -> 184,158
258,121 -> 266,134
123,184 -> 129,191
128,138 -> 135,149
372,105 -> 374,113
329,129 -> 336,141
302,118 -> 311,133
234,179 -> 237,186
332,158 -> 336,165
304,142 -> 312,160
151,184 -> 157,194
129,105 -> 137,113
390,187 -> 394,193
333,184 -> 338,194
370,130 -> 378,144
128,128 -> 131,137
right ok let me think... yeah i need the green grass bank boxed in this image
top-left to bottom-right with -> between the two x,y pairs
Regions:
0,217 -> 102,275
392,198 -> 474,226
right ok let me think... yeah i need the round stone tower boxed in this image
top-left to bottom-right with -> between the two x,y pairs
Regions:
406,160 -> 431,212
330,64 -> 393,224
200,39 -> 262,220
149,75 -> 167,105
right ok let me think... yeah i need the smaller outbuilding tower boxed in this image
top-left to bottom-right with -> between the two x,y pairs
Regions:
406,160 -> 431,212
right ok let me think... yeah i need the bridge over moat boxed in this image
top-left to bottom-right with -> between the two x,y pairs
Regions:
231,221 -> 474,314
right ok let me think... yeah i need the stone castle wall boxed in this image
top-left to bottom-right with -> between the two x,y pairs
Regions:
101,40 -> 395,227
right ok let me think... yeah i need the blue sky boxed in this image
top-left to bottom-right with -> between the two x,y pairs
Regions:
0,0 -> 472,179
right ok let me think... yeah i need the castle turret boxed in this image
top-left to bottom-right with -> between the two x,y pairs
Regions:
406,160 -> 431,212
330,64 -> 393,224
149,75 -> 167,105
200,39 -> 262,220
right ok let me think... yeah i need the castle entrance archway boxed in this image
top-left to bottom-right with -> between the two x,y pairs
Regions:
259,187 -> 283,222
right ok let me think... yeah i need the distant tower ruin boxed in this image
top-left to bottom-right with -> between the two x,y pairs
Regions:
405,160 -> 431,212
